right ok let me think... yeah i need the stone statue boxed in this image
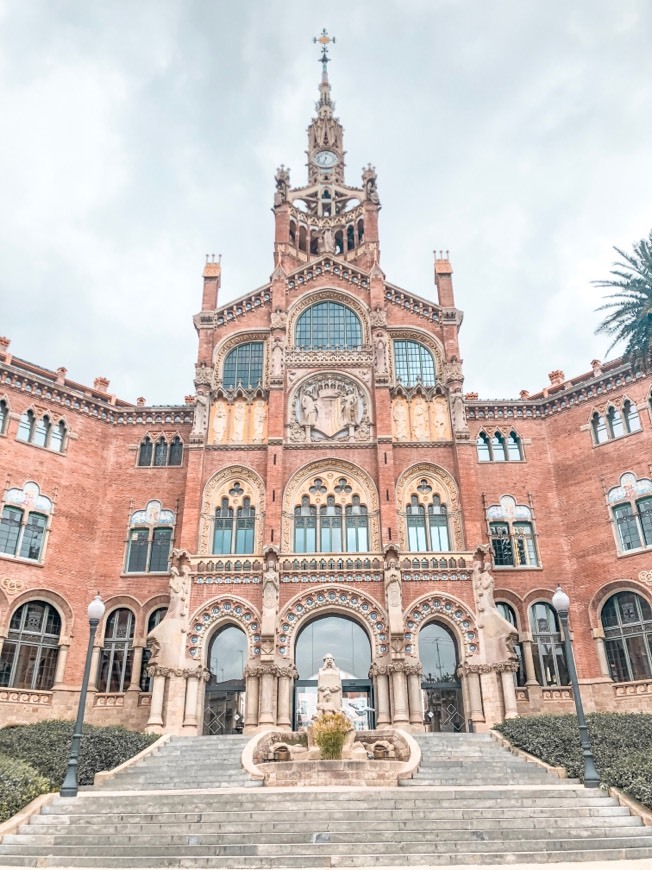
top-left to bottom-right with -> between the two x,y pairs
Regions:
412,397 -> 429,441
452,393 -> 467,432
362,165 -> 380,204
374,333 -> 387,374
191,391 -> 209,438
232,401 -> 246,441
252,401 -> 266,442
370,305 -> 387,328
271,340 -> 284,377
168,549 -> 192,619
270,309 -> 287,330
316,653 -> 342,714
146,548 -> 193,673
274,164 -> 290,205
261,560 -> 279,637
321,227 -> 335,254
301,391 -> 318,426
340,391 -> 357,426
392,401 -> 408,440
384,558 -> 404,636
212,401 -> 227,443
431,396 -> 449,441
471,544 -> 518,665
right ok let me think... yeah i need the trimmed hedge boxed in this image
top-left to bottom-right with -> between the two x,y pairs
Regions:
495,713 -> 652,810
0,754 -> 50,823
0,720 -> 158,789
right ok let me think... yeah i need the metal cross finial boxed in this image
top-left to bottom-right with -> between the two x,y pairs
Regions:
313,28 -> 336,72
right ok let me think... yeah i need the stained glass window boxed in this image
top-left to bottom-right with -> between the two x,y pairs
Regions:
295,302 -> 362,350
0,601 -> 61,691
602,591 -> 652,683
393,340 -> 436,386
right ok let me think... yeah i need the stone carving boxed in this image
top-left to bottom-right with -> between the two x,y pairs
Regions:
270,309 -> 287,330
187,596 -> 260,660
212,401 -> 227,443
294,376 -> 366,441
316,654 -> 342,714
147,549 -> 193,673
411,397 -> 429,441
194,362 -> 212,387
431,395 -> 450,441
362,164 -> 380,204
471,544 -> 518,665
370,305 -> 387,328
452,392 -> 468,433
261,560 -> 280,638
374,332 -> 387,375
252,401 -> 267,442
274,164 -> 290,205
444,359 -> 464,385
232,401 -> 246,441
320,227 -> 335,254
271,340 -> 284,378
639,570 -> 652,586
190,390 -> 209,440
0,577 -> 24,597
392,400 -> 409,441
168,549 -> 192,619
384,559 -> 404,637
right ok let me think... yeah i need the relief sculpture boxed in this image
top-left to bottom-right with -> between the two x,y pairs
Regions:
292,376 -> 369,442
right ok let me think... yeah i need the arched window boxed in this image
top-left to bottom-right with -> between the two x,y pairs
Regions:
99,609 -> 135,693
16,410 -> 35,443
487,496 -> 538,567
0,507 -> 47,561
138,437 -> 153,466
153,437 -> 168,467
140,607 -> 168,691
295,302 -> 362,350
608,473 -> 652,553
223,342 -> 264,389
405,483 -> 451,553
125,501 -> 175,573
496,602 -> 526,686
418,621 -> 459,683
204,624 -> 248,734
477,430 -> 523,462
623,400 -> 642,433
476,433 -> 491,462
0,400 -> 7,435
137,435 -> 183,467
168,436 -> 183,466
491,433 -> 506,462
592,412 -> 608,445
601,591 -> 652,683
49,421 -> 66,452
393,340 -> 436,386
212,490 -> 255,555
293,480 -> 370,554
0,601 -> 61,691
529,602 -> 569,687
507,431 -> 522,461
607,406 -> 624,438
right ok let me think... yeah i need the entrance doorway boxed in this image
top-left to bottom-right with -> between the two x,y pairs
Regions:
293,614 -> 374,730
419,621 -> 466,732
204,624 -> 247,735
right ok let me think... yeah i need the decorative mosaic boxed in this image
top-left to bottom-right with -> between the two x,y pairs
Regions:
4,481 -> 52,514
187,597 -> 261,659
131,500 -> 175,526
486,495 -> 532,521
403,593 -> 478,658
276,586 -> 388,658
607,472 -> 652,506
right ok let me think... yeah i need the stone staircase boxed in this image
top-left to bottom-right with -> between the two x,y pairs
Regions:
400,732 -> 560,786
96,735 -> 254,791
1,733 -> 652,867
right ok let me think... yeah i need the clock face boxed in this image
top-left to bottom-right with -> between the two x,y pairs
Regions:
314,150 -> 338,169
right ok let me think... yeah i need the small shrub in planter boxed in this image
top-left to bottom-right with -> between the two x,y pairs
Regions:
312,711 -> 352,760
0,754 -> 50,823
0,720 -> 158,789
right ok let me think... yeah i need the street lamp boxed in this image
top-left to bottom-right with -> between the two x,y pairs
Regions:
551,586 -> 600,788
60,595 -> 106,798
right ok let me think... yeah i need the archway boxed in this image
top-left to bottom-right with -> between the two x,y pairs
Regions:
204,624 -> 247,735
293,614 -> 373,730
418,620 -> 465,732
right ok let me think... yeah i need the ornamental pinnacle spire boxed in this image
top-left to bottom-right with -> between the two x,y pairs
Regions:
313,28 -> 336,113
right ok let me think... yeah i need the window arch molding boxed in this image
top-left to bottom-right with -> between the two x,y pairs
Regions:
0,481 -> 54,564
0,589 -> 71,643
404,591 -> 479,661
16,406 -> 68,453
589,398 -> 643,445
588,579 -> 652,632
99,594 -> 144,640
286,289 -> 371,348
141,595 -> 171,639
277,585 -> 387,662
213,331 -> 269,388
199,466 -> 265,556
395,463 -> 463,552
0,395 -> 10,436
476,428 -> 524,462
136,432 -> 184,467
387,328 -> 444,385
281,459 -> 380,553
186,596 -> 261,664
607,472 -> 652,554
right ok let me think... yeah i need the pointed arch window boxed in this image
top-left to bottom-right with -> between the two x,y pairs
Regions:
593,400 -> 643,445
601,591 -> 652,683
345,496 -> 369,552
137,435 -> 183,467
592,412 -> 608,444
530,602 -> 569,687
0,601 -> 61,691
125,501 -> 175,573
607,406 -> 625,438
487,496 -> 539,567
223,342 -> 264,389
476,432 -> 491,462
295,302 -> 362,350
476,430 -> 523,462
168,436 -> 183,466
293,484 -> 370,554
491,433 -> 506,461
393,340 -> 436,387
138,437 -> 153,466
0,399 -> 8,435
99,609 -> 135,693
623,400 -> 641,433
16,410 -> 35,442
140,607 -> 168,691
212,489 -> 256,555
16,410 -> 66,452
608,473 -> 652,553
405,484 -> 451,553
320,496 -> 343,552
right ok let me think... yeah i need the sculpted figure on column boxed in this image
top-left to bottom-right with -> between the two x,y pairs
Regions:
374,332 -> 387,374
261,560 -> 280,638
471,544 -> 518,665
316,653 -> 343,714
191,390 -> 209,439
147,549 -> 193,672
271,340 -> 284,377
384,558 -> 404,637
212,401 -> 227,443
392,401 -> 409,440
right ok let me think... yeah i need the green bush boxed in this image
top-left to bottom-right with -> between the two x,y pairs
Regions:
0,754 -> 50,823
495,712 -> 652,809
0,720 -> 158,789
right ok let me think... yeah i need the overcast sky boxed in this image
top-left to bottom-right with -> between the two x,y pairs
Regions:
1,1 -> 650,404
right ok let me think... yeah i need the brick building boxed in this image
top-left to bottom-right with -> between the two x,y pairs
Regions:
1,47 -> 651,736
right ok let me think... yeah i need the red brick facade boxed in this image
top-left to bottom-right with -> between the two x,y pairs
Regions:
0,62 -> 650,734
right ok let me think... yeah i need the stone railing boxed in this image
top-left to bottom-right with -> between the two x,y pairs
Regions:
400,553 -> 474,582
189,556 -> 263,586
0,689 -> 52,706
279,554 -> 383,584
613,678 -> 652,699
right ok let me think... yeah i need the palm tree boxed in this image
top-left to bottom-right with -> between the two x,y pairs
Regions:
594,229 -> 652,371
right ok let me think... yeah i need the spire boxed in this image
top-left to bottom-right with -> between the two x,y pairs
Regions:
313,28 -> 336,114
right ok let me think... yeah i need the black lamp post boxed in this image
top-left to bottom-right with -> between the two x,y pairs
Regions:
60,594 -> 106,798
552,586 -> 600,789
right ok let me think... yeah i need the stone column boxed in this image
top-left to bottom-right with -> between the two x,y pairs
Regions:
53,643 -> 69,687
183,674 -> 200,727
88,645 -> 102,691
128,646 -> 144,691
146,672 -> 166,729
276,665 -> 296,730
244,671 -> 260,730
521,636 -> 539,686
390,665 -> 409,726
592,628 -> 611,678
371,665 -> 391,728
258,666 -> 277,726
406,670 -> 423,728
466,671 -> 485,724
500,667 -> 519,719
